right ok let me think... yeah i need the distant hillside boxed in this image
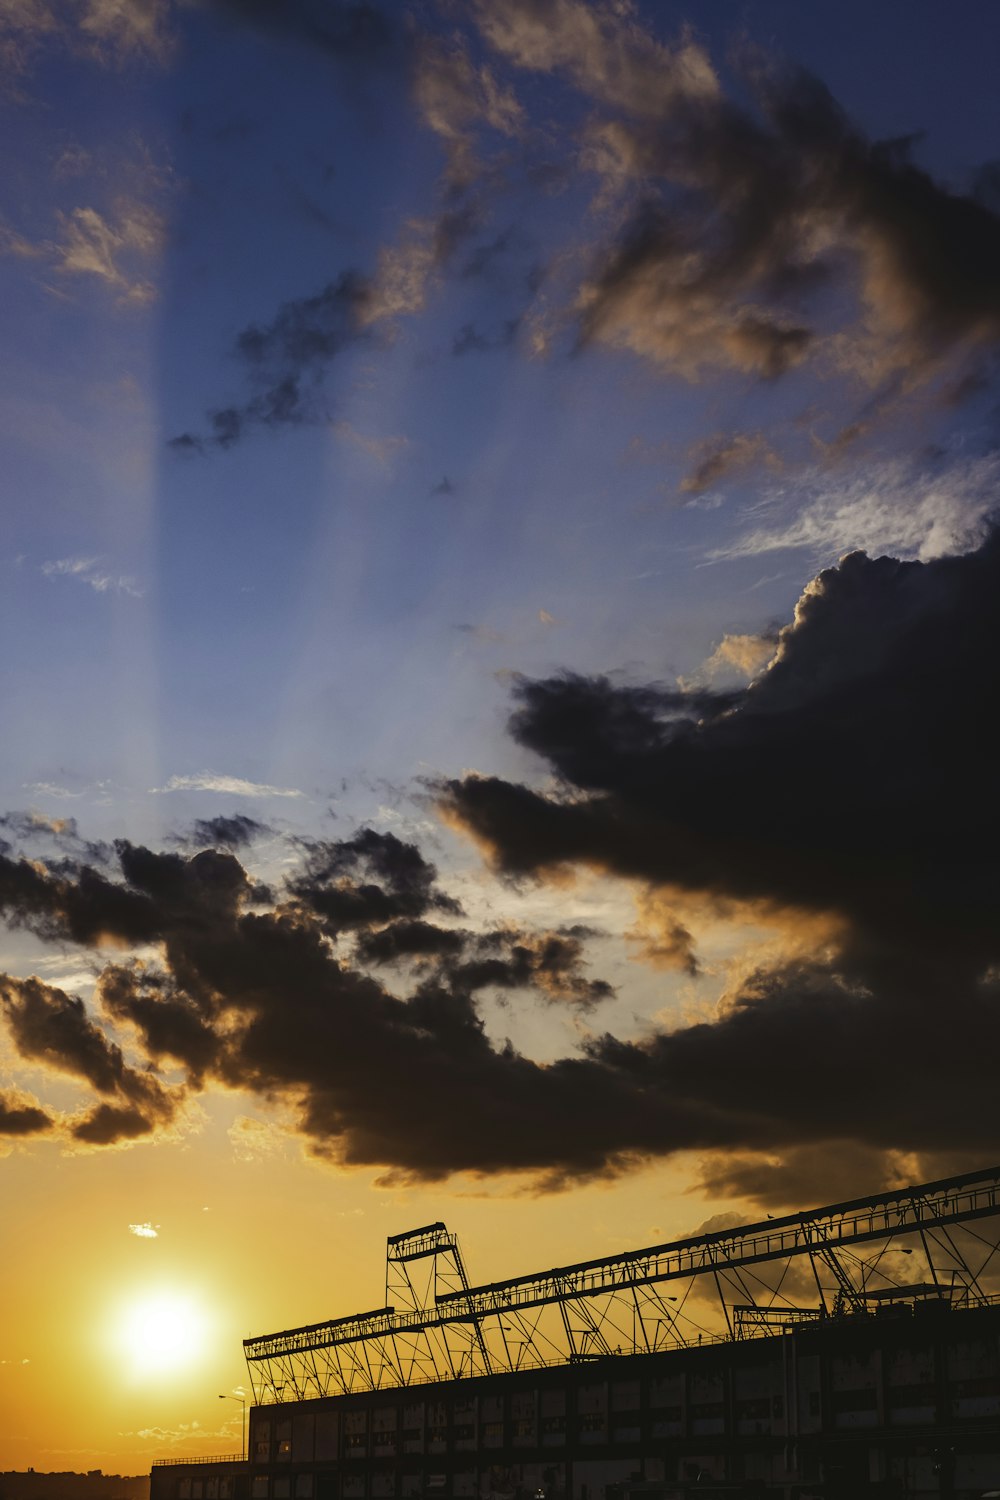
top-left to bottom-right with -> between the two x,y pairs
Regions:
0,1473 -> 148,1500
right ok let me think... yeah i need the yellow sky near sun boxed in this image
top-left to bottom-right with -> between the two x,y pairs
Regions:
0,1097 -> 727,1475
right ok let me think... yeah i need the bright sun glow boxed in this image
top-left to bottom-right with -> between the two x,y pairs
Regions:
115,1290 -> 208,1378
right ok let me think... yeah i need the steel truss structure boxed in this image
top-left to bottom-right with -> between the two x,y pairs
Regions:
243,1163 -> 1000,1402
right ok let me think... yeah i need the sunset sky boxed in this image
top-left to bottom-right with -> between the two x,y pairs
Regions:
3,0 -> 1000,1476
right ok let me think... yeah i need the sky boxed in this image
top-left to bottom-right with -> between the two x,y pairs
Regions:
3,0 -> 1000,1474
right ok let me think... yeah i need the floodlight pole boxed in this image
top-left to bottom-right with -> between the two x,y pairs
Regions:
219,1393 -> 247,1460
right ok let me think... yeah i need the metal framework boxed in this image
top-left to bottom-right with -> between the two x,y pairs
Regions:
243,1162 -> 1000,1402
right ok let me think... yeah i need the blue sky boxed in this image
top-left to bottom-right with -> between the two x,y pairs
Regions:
3,0 -> 997,845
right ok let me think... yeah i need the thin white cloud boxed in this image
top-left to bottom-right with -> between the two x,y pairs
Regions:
710,452 -> 1000,565
41,556 -> 143,596
151,773 -> 304,799
128,1221 -> 159,1239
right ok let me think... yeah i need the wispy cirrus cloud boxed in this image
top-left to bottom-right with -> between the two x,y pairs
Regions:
41,556 -> 144,596
710,451 -> 1000,564
0,0 -> 173,77
151,773 -> 304,799
2,196 -> 165,306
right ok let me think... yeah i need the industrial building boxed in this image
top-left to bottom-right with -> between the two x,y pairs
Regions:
151,1164 -> 1000,1500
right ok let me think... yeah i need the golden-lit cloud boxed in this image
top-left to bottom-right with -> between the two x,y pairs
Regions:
471,0 -> 719,119
1,195 -> 166,305
0,0 -> 172,74
679,431 -> 783,496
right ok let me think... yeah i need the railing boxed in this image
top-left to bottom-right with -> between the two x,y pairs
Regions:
245,1164 -> 1000,1363
152,1454 -> 243,1467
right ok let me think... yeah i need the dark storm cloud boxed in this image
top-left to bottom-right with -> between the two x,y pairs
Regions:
6,518 -> 1000,1191
436,526 -> 1000,1171
696,1142 -> 927,1212
184,813 -> 269,850
357,919 -> 613,1009
0,810 -> 111,865
98,963 -> 221,1082
0,1089 -> 53,1137
171,273 -> 373,450
443,529 -> 1000,953
451,928 -> 614,1009
0,974 -> 181,1142
71,1101 -> 160,1145
289,827 -> 462,933
0,848 -> 162,946
356,918 -> 468,964
0,825 -> 635,1179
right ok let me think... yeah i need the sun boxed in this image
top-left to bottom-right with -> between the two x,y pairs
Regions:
115,1289 -> 209,1379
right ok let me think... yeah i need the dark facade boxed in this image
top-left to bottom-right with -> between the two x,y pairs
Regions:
152,1300 -> 1000,1500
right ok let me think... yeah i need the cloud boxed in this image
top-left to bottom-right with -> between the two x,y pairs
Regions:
0,809 -> 111,868
453,3 -> 1000,437
53,201 -> 162,301
693,632 -> 777,685
3,195 -> 165,305
0,973 -> 183,1144
0,827 -> 625,1180
183,814 -> 269,849
712,450 -> 1000,564
436,525 -> 1000,1171
679,431 -> 782,496
576,66 -> 1000,394
174,1 -> 1000,466
470,0 -> 718,119
170,272 -> 373,450
412,32 -> 523,184
0,1088 -> 54,1137
1,810 -> 79,841
0,975 -> 172,1099
128,1221 -> 159,1238
696,1143 -> 923,1212
6,515 -> 1000,1192
41,556 -> 143,596
0,0 -> 172,78
289,827 -> 462,934
151,773 -> 304,798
